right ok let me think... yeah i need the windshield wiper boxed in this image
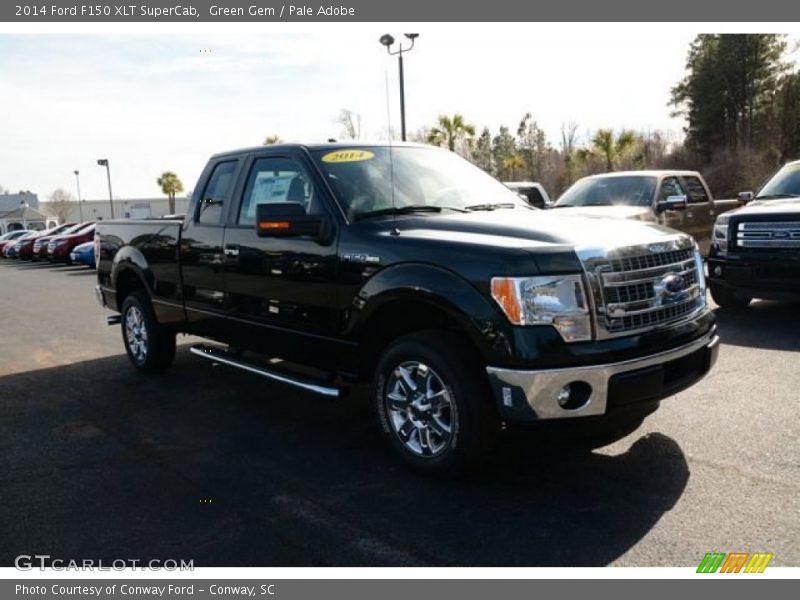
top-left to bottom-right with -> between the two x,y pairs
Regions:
464,202 -> 517,211
754,194 -> 800,200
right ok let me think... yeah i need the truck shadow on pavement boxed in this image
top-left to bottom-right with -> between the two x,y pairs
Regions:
0,351 -> 689,567
713,300 -> 800,351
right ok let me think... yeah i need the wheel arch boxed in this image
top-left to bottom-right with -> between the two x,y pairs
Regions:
111,247 -> 154,311
351,263 -> 508,381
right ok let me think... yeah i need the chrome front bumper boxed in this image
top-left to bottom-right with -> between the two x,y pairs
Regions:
486,329 -> 719,421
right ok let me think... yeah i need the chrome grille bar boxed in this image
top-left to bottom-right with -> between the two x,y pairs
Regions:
737,221 -> 800,248
577,237 -> 707,339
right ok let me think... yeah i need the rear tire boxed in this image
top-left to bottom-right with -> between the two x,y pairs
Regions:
121,291 -> 176,374
375,331 -> 500,478
710,283 -> 751,309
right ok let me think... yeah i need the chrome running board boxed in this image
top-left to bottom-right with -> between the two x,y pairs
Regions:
189,344 -> 341,398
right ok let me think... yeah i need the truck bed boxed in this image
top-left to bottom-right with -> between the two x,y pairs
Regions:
96,218 -> 184,319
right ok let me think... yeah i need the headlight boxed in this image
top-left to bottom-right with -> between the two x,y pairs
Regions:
491,274 -> 592,342
713,215 -> 730,252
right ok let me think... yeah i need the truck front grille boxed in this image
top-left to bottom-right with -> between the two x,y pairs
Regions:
736,221 -> 800,248
579,238 -> 706,339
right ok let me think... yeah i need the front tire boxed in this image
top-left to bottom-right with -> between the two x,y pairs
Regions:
375,331 -> 500,478
121,291 -> 176,374
710,283 -> 751,309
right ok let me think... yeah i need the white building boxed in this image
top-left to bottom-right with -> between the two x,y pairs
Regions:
39,197 -> 190,222
0,206 -> 59,235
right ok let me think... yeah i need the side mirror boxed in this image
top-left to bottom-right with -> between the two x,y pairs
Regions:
255,202 -> 330,242
656,195 -> 688,213
737,191 -> 755,205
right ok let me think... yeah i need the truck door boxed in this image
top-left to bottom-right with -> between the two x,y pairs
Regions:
680,174 -> 715,254
220,151 -> 342,367
656,175 -> 693,238
179,158 -> 241,338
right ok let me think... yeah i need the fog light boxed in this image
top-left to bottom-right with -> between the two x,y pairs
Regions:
713,265 -> 723,277
556,381 -> 592,410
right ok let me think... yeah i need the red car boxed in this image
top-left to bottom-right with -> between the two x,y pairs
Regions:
15,231 -> 48,260
32,222 -> 80,261
0,230 -> 33,257
48,223 -> 96,264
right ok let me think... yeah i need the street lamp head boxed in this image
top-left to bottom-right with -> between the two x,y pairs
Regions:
404,33 -> 419,40
97,159 -> 108,166
379,34 -> 395,48
74,170 -> 79,176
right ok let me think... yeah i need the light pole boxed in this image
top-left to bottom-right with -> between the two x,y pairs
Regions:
73,170 -> 84,222
96,159 -> 114,219
379,33 -> 419,142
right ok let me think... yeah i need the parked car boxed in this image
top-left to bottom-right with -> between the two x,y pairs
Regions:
48,223 -> 96,264
96,143 -> 718,477
0,230 -> 32,257
10,224 -> 72,261
4,235 -> 29,258
12,234 -> 40,260
69,241 -> 96,268
708,159 -> 800,308
504,181 -> 551,208
32,222 -> 81,261
552,171 -> 739,254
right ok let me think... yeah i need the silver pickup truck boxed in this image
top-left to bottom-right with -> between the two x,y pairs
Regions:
551,170 -> 739,254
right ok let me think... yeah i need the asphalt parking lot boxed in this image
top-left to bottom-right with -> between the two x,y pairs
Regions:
0,259 -> 798,567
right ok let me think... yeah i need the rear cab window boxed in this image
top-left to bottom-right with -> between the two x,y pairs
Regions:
681,175 -> 710,203
197,160 -> 238,225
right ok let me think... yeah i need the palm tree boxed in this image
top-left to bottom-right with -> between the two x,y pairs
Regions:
157,171 -> 184,215
263,134 -> 282,145
427,114 -> 476,152
591,129 -> 637,171
503,155 -> 525,180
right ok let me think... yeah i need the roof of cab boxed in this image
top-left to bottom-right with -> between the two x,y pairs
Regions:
210,140 -> 429,159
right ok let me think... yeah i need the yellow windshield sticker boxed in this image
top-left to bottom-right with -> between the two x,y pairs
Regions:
321,149 -> 375,163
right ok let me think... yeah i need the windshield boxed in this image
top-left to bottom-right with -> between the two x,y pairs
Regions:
555,176 -> 656,207
311,146 -> 526,220
757,164 -> 800,198
72,223 -> 95,235
1,231 -> 26,241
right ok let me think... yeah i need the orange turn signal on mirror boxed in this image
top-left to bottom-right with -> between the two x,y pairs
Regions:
258,221 -> 291,230
490,277 -> 522,325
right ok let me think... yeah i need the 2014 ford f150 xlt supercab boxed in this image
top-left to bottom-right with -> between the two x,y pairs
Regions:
708,159 -> 800,308
95,143 -> 719,477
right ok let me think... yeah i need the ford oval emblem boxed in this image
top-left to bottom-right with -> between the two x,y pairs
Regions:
660,273 -> 685,296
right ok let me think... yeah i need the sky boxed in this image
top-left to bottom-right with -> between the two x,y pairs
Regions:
0,25 -> 796,200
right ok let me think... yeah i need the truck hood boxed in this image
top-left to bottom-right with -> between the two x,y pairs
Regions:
547,205 -> 654,221
394,207 -> 684,250
728,197 -> 800,217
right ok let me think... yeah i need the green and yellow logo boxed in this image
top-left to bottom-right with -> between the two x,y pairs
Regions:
697,552 -> 773,573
